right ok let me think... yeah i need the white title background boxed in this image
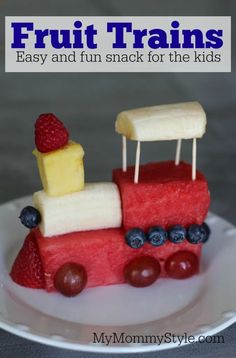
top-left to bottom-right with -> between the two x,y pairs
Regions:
5,16 -> 231,72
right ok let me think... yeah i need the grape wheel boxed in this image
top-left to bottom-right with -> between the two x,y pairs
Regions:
124,256 -> 161,287
165,251 -> 199,279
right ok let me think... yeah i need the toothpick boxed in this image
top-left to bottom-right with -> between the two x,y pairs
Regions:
192,138 -> 197,181
134,141 -> 141,184
122,136 -> 127,172
175,139 -> 182,165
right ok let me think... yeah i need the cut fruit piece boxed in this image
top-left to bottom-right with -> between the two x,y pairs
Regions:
33,182 -> 122,237
113,161 -> 210,231
10,232 -> 45,289
33,140 -> 84,197
13,228 -> 202,292
115,101 -> 206,141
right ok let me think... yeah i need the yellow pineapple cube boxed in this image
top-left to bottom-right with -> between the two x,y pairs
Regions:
33,141 -> 84,197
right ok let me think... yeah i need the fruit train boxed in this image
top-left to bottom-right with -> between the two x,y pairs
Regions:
11,101 -> 211,297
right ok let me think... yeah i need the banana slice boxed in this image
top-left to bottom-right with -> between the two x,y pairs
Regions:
116,101 -> 206,141
33,182 -> 122,237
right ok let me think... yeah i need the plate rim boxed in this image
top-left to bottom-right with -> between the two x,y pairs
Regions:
0,314 -> 235,353
0,196 -> 236,353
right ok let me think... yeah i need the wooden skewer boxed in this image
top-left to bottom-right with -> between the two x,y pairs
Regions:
175,139 -> 182,165
192,138 -> 197,181
122,136 -> 127,172
134,141 -> 141,184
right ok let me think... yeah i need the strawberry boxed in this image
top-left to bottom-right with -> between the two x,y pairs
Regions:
35,113 -> 69,153
10,231 -> 45,289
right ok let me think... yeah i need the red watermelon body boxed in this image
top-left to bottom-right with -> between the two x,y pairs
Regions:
11,160 -> 210,292
113,161 -> 210,231
11,227 -> 201,292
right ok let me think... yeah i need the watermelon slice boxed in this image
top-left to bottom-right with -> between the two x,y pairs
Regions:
113,161 -> 210,231
10,160 -> 208,293
10,228 -> 201,292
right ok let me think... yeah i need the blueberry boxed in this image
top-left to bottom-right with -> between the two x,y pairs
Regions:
125,228 -> 146,249
147,226 -> 167,247
169,225 -> 186,243
19,206 -> 41,229
201,223 -> 211,243
187,223 -> 210,244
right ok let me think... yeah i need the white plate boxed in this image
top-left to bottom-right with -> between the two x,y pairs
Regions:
0,196 -> 236,353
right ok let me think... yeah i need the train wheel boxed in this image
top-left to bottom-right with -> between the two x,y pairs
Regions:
54,262 -> 87,297
124,256 -> 161,287
165,251 -> 199,279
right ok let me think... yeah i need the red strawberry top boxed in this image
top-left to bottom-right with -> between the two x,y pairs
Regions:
35,113 -> 69,153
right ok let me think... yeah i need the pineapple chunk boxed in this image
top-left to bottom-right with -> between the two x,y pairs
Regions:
33,141 -> 84,197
